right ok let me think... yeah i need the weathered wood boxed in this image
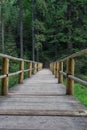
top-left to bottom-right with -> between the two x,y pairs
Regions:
57,62 -> 59,82
66,58 -> 75,95
33,63 -> 36,75
2,58 -> 9,95
68,75 -> 87,87
58,62 -> 63,83
57,48 -> 87,62
52,63 -> 54,74
19,60 -> 24,84
0,109 -> 86,116
50,63 -> 53,73
0,69 -> 86,130
53,63 -> 55,76
8,71 -> 22,77
59,71 -> 67,77
55,62 -> 57,78
40,63 -> 43,70
28,62 -> 32,78
37,63 -> 39,72
0,74 -> 7,79
0,53 -> 23,61
23,69 -> 30,73
38,63 -> 40,71
35,63 -> 37,73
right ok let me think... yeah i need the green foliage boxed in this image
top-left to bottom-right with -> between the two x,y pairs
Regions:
74,83 -> 87,107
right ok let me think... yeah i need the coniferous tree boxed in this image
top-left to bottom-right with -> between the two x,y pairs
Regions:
19,0 -> 23,58
1,0 -> 5,53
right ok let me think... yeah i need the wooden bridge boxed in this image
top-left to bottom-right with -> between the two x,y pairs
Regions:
0,50 -> 87,129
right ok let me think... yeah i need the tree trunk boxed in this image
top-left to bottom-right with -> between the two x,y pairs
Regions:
55,42 -> 58,57
67,3 -> 73,53
1,0 -> 5,53
19,0 -> 23,58
36,48 -> 39,62
32,0 -> 35,61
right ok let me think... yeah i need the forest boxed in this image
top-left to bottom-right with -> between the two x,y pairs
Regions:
0,0 -> 87,64
0,0 -> 87,106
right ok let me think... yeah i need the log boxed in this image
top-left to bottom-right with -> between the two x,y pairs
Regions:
19,60 -> 24,84
58,62 -> 63,83
2,58 -> 9,95
66,58 -> 75,95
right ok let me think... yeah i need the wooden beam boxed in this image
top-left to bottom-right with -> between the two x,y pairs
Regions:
58,62 -> 63,83
55,49 -> 87,62
19,60 -> 24,84
2,58 -> 9,95
55,62 -> 57,78
28,62 -> 32,78
0,109 -> 86,116
66,58 -> 75,95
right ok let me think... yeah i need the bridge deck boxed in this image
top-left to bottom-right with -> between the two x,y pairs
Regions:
0,69 -> 87,130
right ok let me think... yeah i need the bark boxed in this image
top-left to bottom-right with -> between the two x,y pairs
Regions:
32,0 -> 35,61
19,0 -> 23,58
67,3 -> 73,53
1,0 -> 5,53
36,48 -> 39,62
55,42 -> 58,57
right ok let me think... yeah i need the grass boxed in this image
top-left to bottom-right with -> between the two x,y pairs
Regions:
74,83 -> 87,107
63,79 -> 87,107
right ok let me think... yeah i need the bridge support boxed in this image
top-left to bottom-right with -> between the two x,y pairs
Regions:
19,60 -> 24,84
2,58 -> 9,95
66,58 -> 75,95
58,62 -> 63,83
28,62 -> 32,78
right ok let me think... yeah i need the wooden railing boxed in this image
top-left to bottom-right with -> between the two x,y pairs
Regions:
50,49 -> 87,95
0,53 -> 43,96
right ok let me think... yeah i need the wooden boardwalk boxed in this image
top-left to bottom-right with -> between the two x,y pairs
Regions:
0,69 -> 87,130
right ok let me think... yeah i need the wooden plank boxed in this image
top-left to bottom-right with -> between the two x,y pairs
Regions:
8,93 -> 66,96
0,109 -> 86,116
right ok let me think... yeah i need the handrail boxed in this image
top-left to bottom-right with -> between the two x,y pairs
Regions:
0,53 -> 42,63
56,48 -> 87,62
50,49 -> 87,95
0,53 -> 43,96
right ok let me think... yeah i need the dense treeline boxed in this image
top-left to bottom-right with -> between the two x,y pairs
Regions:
0,0 -> 87,67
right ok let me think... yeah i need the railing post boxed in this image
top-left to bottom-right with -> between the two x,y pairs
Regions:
58,62 -> 63,83
2,58 -> 9,95
28,62 -> 32,78
40,63 -> 42,71
50,63 -> 51,71
55,62 -> 57,78
37,63 -> 39,71
33,63 -> 36,74
19,60 -> 24,84
36,62 -> 38,72
52,63 -> 54,74
35,63 -> 37,74
54,62 -> 56,76
66,58 -> 75,95
41,63 -> 43,70
57,62 -> 59,78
